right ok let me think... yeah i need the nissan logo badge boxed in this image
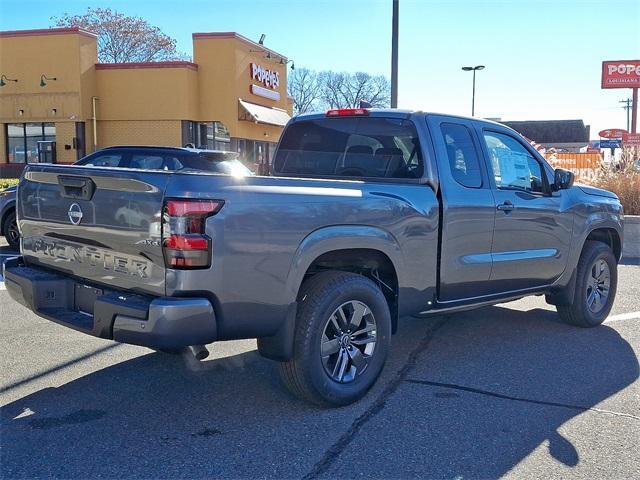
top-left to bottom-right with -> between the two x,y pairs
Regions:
68,203 -> 83,225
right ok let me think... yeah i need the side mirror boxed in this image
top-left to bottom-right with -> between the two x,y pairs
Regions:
553,168 -> 575,191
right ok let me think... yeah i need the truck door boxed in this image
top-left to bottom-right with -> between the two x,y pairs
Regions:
477,127 -> 573,291
428,116 -> 495,302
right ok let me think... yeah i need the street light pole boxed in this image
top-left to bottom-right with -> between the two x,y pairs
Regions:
462,65 -> 485,116
391,0 -> 399,108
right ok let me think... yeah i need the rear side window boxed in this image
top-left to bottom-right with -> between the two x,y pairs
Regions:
440,123 -> 482,188
78,153 -> 124,167
130,155 -> 165,170
274,117 -> 423,179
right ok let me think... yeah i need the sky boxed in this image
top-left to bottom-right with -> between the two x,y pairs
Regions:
1,0 -> 639,139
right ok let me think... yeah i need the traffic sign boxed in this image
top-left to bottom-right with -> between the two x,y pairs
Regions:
622,133 -> 640,145
599,139 -> 622,148
598,128 -> 628,139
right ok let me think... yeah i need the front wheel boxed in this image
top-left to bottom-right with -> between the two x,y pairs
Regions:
557,240 -> 617,327
279,271 -> 391,407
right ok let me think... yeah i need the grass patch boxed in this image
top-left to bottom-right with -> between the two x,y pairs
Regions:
0,178 -> 19,191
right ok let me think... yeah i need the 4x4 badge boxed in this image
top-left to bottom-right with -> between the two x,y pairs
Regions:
68,203 -> 83,225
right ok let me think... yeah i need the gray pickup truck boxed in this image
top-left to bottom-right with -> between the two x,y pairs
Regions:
5,109 -> 623,406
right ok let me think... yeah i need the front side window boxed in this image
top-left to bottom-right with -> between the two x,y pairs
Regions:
274,117 -> 424,179
483,131 -> 545,193
441,123 -> 482,188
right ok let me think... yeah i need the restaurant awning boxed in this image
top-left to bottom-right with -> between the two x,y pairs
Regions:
238,99 -> 291,127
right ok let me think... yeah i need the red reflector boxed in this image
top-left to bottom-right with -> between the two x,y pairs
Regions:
326,108 -> 369,117
166,199 -> 223,217
165,235 -> 209,251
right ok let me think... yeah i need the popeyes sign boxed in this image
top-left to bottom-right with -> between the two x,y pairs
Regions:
251,63 -> 280,89
601,60 -> 640,88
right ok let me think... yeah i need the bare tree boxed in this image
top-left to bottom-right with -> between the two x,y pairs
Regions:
287,68 -> 321,115
52,8 -> 184,63
318,71 -> 391,109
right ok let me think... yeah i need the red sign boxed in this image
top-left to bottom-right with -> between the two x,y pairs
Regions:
598,128 -> 628,138
622,133 -> 640,145
602,60 -> 640,88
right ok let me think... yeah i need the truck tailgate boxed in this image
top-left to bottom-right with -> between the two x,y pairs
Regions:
18,165 -> 169,296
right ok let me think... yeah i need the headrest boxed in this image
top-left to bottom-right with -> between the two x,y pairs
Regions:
375,147 -> 403,157
346,145 -> 373,155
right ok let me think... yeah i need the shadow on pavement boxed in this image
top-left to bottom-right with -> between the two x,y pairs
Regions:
0,306 -> 637,479
318,306 -> 639,478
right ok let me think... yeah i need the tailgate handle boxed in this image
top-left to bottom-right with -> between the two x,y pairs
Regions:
58,175 -> 96,201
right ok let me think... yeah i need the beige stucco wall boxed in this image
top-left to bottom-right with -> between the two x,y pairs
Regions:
54,121 -> 77,163
95,67 -> 198,121
97,120 -> 182,148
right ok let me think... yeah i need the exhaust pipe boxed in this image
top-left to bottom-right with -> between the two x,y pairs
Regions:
189,344 -> 209,360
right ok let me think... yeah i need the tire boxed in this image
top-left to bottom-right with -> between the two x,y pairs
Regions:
3,210 -> 20,251
557,240 -> 617,327
279,271 -> 391,407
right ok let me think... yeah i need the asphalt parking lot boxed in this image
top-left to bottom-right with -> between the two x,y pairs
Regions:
1,238 -> 639,479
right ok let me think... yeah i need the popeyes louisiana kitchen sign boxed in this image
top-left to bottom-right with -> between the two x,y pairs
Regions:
250,63 -> 281,101
601,60 -> 640,88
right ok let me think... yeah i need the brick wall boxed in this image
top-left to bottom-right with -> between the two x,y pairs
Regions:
98,120 -> 182,148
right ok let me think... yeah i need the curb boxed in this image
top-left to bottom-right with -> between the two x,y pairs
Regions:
623,215 -> 640,260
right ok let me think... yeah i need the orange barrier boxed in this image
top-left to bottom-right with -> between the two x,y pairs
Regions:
544,153 -> 602,184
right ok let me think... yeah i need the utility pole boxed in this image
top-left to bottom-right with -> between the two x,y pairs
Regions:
390,0 -> 399,108
620,98 -> 632,132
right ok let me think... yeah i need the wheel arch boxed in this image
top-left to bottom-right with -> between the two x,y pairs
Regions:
547,224 -> 622,307
583,227 -> 622,261
258,226 -> 403,362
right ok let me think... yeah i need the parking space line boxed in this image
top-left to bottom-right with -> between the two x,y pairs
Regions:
606,311 -> 640,322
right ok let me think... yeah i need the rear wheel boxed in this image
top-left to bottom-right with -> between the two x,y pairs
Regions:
3,210 -> 19,250
557,241 -> 617,327
279,271 -> 391,407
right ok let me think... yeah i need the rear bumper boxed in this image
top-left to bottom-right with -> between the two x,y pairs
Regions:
3,258 -> 217,350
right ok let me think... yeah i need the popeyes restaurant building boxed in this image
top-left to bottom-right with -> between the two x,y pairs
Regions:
0,27 -> 293,176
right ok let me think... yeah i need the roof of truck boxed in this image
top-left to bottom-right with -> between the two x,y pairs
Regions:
292,108 -> 506,128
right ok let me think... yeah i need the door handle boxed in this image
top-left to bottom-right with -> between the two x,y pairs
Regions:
497,201 -> 515,212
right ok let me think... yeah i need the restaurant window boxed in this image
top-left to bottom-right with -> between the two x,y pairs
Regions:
181,121 -> 230,151
6,123 -> 56,163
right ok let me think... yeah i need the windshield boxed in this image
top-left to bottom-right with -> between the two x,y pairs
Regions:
273,117 -> 423,179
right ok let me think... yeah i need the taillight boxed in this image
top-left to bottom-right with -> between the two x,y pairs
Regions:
162,199 -> 224,269
326,108 -> 369,117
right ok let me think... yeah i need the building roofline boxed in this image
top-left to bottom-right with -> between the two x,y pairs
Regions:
192,31 -> 287,61
0,27 -> 98,39
95,61 -> 199,71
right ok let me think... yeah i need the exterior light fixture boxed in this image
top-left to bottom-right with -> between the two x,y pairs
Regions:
258,34 -> 266,45
0,74 -> 18,87
40,74 -> 57,87
279,58 -> 295,70
18,109 -> 24,116
51,108 -> 57,115
461,65 -> 485,116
